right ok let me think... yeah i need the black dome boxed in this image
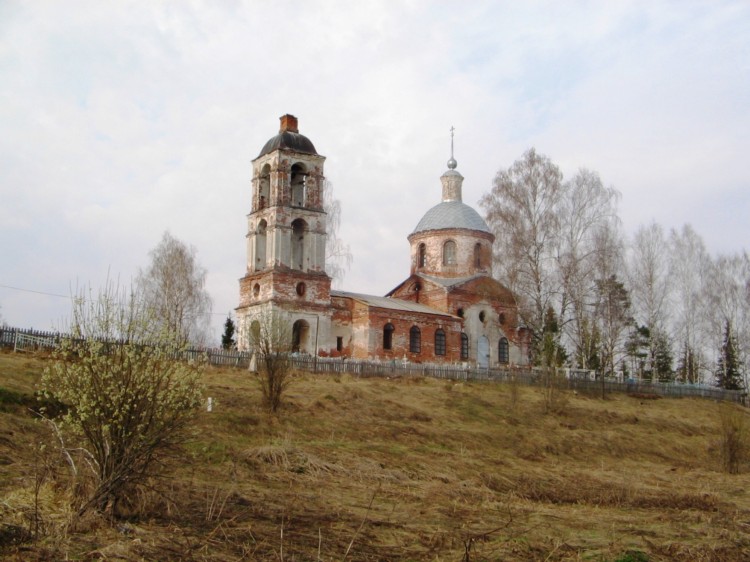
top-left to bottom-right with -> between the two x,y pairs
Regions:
258,131 -> 317,158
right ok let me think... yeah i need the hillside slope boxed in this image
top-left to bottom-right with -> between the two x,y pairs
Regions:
1,351 -> 749,561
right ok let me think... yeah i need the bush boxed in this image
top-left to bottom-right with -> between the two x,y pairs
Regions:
41,284 -> 204,516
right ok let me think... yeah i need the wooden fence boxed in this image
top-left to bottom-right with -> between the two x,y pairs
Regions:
1,326 -> 745,404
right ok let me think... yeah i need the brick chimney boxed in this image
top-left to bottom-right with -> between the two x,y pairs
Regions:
279,114 -> 298,133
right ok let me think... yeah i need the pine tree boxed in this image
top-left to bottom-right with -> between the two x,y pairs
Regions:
221,315 -> 236,350
716,320 -> 743,390
652,330 -> 674,383
539,306 -> 567,368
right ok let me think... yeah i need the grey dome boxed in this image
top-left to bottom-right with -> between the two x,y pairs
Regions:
258,131 -> 317,158
412,201 -> 491,234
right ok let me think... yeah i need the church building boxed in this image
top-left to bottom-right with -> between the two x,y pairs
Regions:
236,115 -> 530,367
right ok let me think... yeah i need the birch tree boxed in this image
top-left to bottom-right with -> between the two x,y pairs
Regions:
669,225 -> 711,382
323,181 -> 353,288
558,168 -> 620,364
480,148 -> 564,356
136,231 -> 213,346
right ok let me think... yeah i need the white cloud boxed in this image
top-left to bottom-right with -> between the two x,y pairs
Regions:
1,1 -> 748,341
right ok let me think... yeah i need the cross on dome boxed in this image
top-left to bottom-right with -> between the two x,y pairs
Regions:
447,126 -> 457,170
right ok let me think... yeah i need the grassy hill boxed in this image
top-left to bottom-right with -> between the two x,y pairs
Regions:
1,350 -> 749,561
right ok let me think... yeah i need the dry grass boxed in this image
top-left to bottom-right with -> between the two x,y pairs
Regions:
1,349 -> 750,560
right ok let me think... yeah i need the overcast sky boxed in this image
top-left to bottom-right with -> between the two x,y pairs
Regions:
1,1 -> 748,343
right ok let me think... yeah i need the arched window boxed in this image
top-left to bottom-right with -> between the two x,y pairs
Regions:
474,243 -> 482,268
409,326 -> 421,353
291,219 -> 307,270
443,240 -> 457,266
291,163 -> 307,207
383,323 -> 394,350
255,219 -> 267,271
434,329 -> 446,356
418,243 -> 426,268
258,164 -> 270,209
460,333 -> 469,360
498,337 -> 509,364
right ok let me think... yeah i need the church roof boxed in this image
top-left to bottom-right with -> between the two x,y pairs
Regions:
331,290 -> 457,317
412,200 -> 491,234
257,114 -> 318,158
258,131 -> 317,157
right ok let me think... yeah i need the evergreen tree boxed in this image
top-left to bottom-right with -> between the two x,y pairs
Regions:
716,320 -> 743,390
625,324 -> 650,379
652,329 -> 674,382
539,306 -> 567,368
221,315 -> 236,350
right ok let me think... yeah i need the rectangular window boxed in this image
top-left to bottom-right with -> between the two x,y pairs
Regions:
336,336 -> 343,352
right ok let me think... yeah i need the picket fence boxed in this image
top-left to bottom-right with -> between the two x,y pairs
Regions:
1,326 -> 745,404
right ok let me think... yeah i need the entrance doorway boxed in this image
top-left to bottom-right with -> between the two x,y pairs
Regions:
292,319 -> 310,353
477,336 -> 490,368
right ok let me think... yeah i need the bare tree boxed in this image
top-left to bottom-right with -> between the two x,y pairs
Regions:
590,222 -> 631,381
323,181 -> 353,288
557,168 -> 620,363
480,148 -> 564,357
669,225 -> 711,382
628,222 -> 671,334
247,311 -> 293,413
136,231 -> 213,346
626,223 -> 672,379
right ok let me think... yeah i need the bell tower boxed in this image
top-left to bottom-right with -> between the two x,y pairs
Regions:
236,114 -> 332,352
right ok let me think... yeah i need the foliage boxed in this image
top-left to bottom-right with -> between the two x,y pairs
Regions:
625,324 -> 650,379
651,329 -> 674,382
594,274 -> 633,378
136,231 -> 213,346
248,311 -> 293,413
221,315 -> 236,350
716,320 -> 744,391
41,283 -> 204,516
539,306 -> 567,368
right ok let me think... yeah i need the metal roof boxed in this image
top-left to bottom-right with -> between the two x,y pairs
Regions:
412,200 -> 491,234
258,131 -> 317,158
331,290 -> 456,317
